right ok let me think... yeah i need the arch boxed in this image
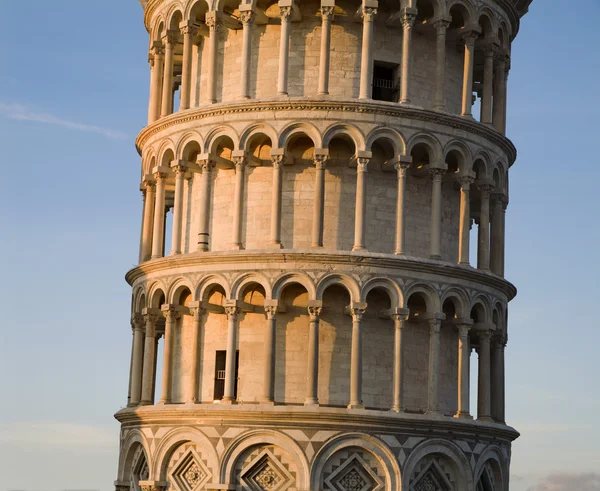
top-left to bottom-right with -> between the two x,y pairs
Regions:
471,151 -> 493,180
167,278 -> 195,305
366,127 -> 407,157
196,274 -> 231,301
402,438 -> 474,491
147,281 -> 168,309
322,123 -> 366,151
470,294 -> 491,324
443,140 -> 473,175
407,132 -> 443,164
415,0 -> 444,22
498,20 -> 511,48
316,273 -> 360,302
157,139 -> 176,168
271,273 -> 317,301
477,7 -> 499,39
230,272 -> 273,301
239,123 -> 279,152
151,426 -> 219,482
278,121 -> 322,149
310,433 -> 401,491
175,131 -> 203,160
118,429 -> 151,482
474,446 -> 507,491
165,5 -> 184,31
446,0 -> 476,27
404,283 -> 441,312
360,277 -> 402,307
151,17 -> 165,43
185,0 -> 210,22
133,285 -> 147,312
203,124 -> 240,154
440,287 -> 469,319
220,429 -> 310,489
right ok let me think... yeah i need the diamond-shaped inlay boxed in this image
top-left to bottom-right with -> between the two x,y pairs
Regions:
412,462 -> 451,491
241,449 -> 294,491
170,449 -> 211,491
324,453 -> 384,491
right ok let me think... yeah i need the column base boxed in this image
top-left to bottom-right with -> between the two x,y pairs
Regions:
185,399 -> 199,405
310,244 -> 324,249
220,397 -> 237,405
127,402 -> 140,408
197,245 -> 209,252
139,400 -> 153,406
150,255 -> 163,260
156,400 -> 171,406
170,250 -> 182,256
268,242 -> 283,249
461,113 -> 475,120
348,403 -> 364,409
477,415 -> 494,423
429,254 -> 442,260
458,261 -> 471,266
433,104 -> 446,111
454,411 -> 473,419
230,244 -> 244,250
304,398 -> 319,407
425,409 -> 441,416
394,251 -> 405,256
352,246 -> 367,252
391,406 -> 405,413
259,399 -> 276,406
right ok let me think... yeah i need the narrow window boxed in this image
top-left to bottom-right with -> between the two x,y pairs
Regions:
213,350 -> 239,400
372,61 -> 399,102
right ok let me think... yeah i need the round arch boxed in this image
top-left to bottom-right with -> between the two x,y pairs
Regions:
203,125 -> 239,154
175,131 -> 203,160
147,281 -> 168,309
360,277 -> 402,307
474,445 -> 507,491
196,274 -> 231,302
118,429 -> 152,482
322,123 -> 366,151
440,287 -> 470,318
271,273 -> 317,301
404,283 -> 441,312
470,294 -> 492,324
167,278 -> 195,305
366,127 -> 407,157
407,132 -> 443,164
278,121 -> 322,149
316,273 -> 360,303
239,123 -> 279,151
230,272 -> 273,301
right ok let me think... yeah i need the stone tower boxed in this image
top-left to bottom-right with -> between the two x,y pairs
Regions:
115,0 -> 532,489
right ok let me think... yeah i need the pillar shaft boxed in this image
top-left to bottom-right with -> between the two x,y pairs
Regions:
400,9 -> 416,104
359,7 -> 377,99
429,167 -> 446,259
270,155 -> 284,247
170,165 -> 186,255
159,309 -> 179,404
151,172 -> 168,259
232,157 -> 246,249
240,11 -> 254,99
461,33 -> 478,117
278,7 -> 292,95
427,317 -> 442,414
394,161 -> 410,254
197,160 -> 214,252
129,316 -> 146,406
491,336 -> 506,423
311,155 -> 327,247
140,314 -> 159,405
305,306 -> 321,405
353,158 -> 369,251
223,306 -> 240,402
263,306 -> 277,403
458,176 -> 474,265
349,308 -> 365,408
433,20 -> 449,110
188,307 -> 204,403
392,312 -> 409,411
180,25 -> 196,110
455,324 -> 472,418
206,13 -> 220,104
161,33 -> 177,117
140,180 -> 156,262
318,7 -> 334,95
490,194 -> 505,275
148,46 -> 164,123
493,55 -> 508,134
477,330 -> 493,421
481,44 -> 497,124
477,184 -> 492,270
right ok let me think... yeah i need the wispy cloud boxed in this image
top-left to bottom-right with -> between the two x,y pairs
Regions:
0,102 -> 128,140
528,473 -> 600,491
0,421 -> 115,449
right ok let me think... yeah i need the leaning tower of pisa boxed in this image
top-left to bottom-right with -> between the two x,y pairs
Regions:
115,0 -> 532,489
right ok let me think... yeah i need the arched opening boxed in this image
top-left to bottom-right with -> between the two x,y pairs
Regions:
275,282 -> 310,404
208,135 -> 235,251
469,158 -> 487,266
150,289 -> 166,404
171,286 -> 193,403
126,444 -> 149,491
441,296 -> 462,415
320,284 -> 352,406
472,14 -> 495,122
469,302 -> 486,416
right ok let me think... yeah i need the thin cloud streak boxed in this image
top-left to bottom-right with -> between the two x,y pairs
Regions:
528,473 -> 600,491
0,102 -> 128,140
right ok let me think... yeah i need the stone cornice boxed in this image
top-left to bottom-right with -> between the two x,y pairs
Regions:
115,404 -> 520,442
124,250 -> 518,300
135,99 -> 517,165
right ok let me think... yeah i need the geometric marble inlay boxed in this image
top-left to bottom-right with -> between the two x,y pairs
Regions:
324,453 -> 384,491
412,462 -> 452,491
170,449 -> 211,491
240,449 -> 294,491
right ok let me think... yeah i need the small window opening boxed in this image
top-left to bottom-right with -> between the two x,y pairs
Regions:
213,350 -> 239,401
372,61 -> 399,102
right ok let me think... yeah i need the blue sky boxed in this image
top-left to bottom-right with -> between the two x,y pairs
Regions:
0,1 -> 598,490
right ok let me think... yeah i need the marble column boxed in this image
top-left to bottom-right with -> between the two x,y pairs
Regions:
305,305 -> 322,405
170,162 -> 186,255
187,305 -> 204,403
205,12 -> 220,104
179,23 -> 198,111
490,193 -> 504,275
359,6 -> 377,99
455,323 -> 473,418
151,170 -> 169,259
270,153 -> 284,248
427,315 -> 443,414
161,31 -> 178,117
392,309 -> 410,412
128,315 -> 146,406
429,166 -> 447,259
158,307 -> 180,404
477,183 -> 492,271
231,155 -> 246,250
481,42 -> 498,125
353,157 -> 369,252
140,312 -> 160,405
493,54 -> 508,134
223,305 -> 241,403
239,10 -> 254,99
148,44 -> 164,123
196,158 -> 215,252
278,6 -> 293,95
394,157 -> 411,255
461,31 -> 479,118
349,306 -> 366,408
311,153 -> 328,248
318,6 -> 334,95
140,177 -> 156,262
500,199 -> 507,276
399,8 -> 417,104
491,334 -> 506,423
458,174 -> 474,265
477,329 -> 493,421
262,305 -> 278,404
432,18 -> 450,110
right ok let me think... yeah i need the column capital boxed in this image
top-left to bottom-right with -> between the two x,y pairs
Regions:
360,5 -> 378,21
391,307 -> 410,322
457,172 -> 475,189
477,328 -> 492,344
313,149 -> 329,169
162,29 -> 180,46
279,5 -> 293,19
179,21 -> 200,37
320,5 -> 335,18
161,304 -> 181,321
308,300 -> 323,321
142,175 -> 157,188
431,16 -> 451,31
401,7 -> 417,28
477,180 -> 495,195
188,302 -> 206,320
170,159 -> 189,175
205,11 -> 222,30
395,155 -> 412,172
224,302 -> 241,319
350,302 -> 368,322
457,321 -> 473,338
265,305 -> 278,320
131,314 -> 145,331
196,154 -> 217,172
483,39 -> 500,57
271,152 -> 285,169
356,156 -> 370,172
240,10 -> 255,25
139,482 -> 169,491
429,164 -> 447,181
